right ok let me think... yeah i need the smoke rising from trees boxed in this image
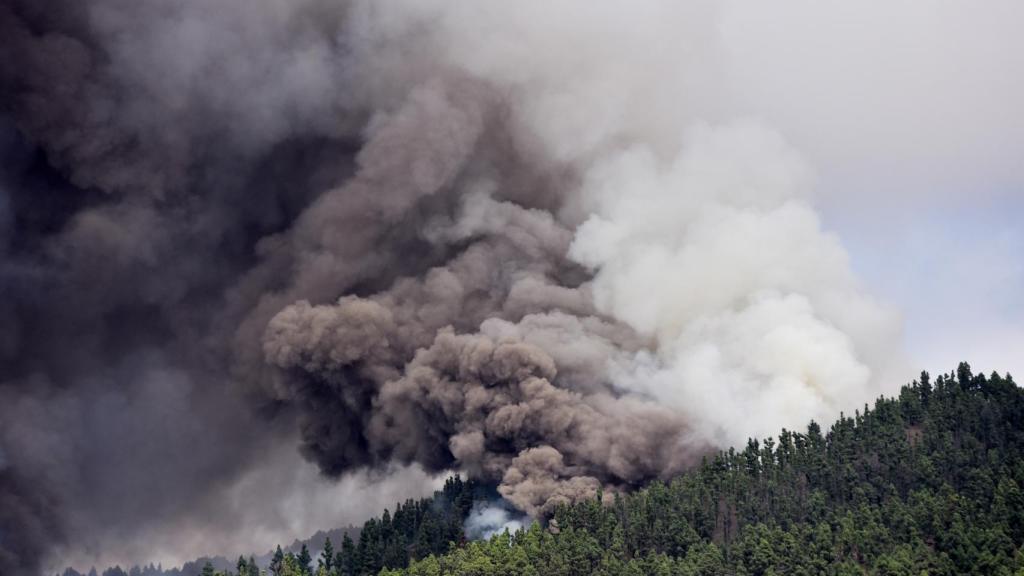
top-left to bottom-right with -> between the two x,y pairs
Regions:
5,0 -> 1020,573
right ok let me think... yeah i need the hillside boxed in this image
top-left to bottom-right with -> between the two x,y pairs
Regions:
70,364 -> 1024,576
383,364 -> 1024,576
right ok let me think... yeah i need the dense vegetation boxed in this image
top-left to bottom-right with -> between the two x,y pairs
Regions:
383,364 -> 1024,576
313,476 -> 479,576
245,475 -> 481,576
385,362 -> 1024,573
71,363 -> 1024,576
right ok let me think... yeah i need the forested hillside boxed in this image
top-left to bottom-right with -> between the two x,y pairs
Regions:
72,364 -> 1024,576
384,364 -> 1024,576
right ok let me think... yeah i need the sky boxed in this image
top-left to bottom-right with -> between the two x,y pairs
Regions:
825,193 -> 1024,382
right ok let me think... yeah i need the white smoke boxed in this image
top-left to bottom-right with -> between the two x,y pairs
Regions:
570,120 -> 899,446
464,501 -> 529,541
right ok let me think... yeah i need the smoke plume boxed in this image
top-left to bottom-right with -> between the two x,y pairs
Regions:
16,0 -> 1007,573
464,501 -> 528,541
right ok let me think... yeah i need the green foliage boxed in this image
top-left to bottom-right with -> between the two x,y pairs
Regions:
270,545 -> 285,576
385,364 -> 1024,576
319,538 -> 334,574
329,476 -> 479,576
297,545 -> 312,576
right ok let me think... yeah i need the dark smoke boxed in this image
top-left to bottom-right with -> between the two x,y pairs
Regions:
0,0 -> 903,573
0,0 -> 367,572
0,0 -> 637,570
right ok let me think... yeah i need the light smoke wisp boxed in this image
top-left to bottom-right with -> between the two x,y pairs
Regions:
464,501 -> 529,541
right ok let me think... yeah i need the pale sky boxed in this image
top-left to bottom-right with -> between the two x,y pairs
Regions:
713,0 -> 1024,382
824,192 -> 1023,382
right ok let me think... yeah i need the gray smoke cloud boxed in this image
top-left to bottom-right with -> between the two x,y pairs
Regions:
233,0 -> 900,522
0,0 -> 370,572
15,0 -> 1020,573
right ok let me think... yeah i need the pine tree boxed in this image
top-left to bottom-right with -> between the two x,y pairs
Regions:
270,545 -> 285,576
338,533 -> 356,576
318,537 -> 334,574
297,544 -> 312,576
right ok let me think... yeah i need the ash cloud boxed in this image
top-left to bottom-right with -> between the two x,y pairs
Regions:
239,0 -> 899,524
7,0 -> 998,574
0,0 -> 370,572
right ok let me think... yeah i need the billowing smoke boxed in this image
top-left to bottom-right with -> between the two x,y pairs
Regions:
240,1 -> 900,520
4,0 -> 978,573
